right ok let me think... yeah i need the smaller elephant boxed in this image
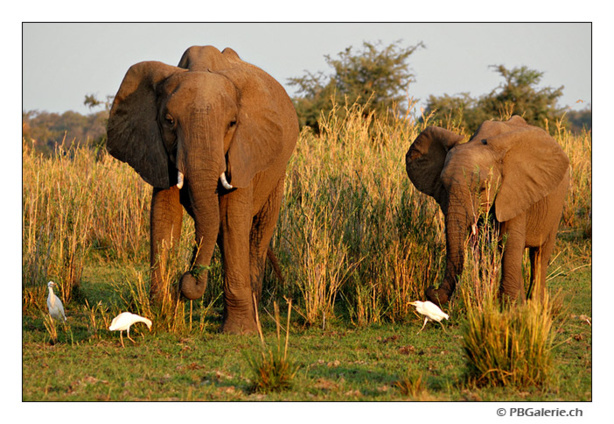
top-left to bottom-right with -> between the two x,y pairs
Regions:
406,116 -> 570,305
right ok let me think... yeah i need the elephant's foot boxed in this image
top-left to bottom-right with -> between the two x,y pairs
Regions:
220,291 -> 260,334
425,285 -> 451,306
220,316 -> 258,334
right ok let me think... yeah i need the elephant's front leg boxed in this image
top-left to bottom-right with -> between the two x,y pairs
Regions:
499,218 -> 527,302
150,186 -> 183,305
219,188 -> 258,334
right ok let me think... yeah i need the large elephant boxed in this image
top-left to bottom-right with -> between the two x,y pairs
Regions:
106,46 -> 298,333
406,116 -> 569,305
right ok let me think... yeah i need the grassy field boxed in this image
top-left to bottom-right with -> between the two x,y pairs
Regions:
22,106 -> 591,402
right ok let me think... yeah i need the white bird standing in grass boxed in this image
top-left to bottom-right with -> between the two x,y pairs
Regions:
409,300 -> 449,334
109,312 -> 152,347
46,281 -> 66,322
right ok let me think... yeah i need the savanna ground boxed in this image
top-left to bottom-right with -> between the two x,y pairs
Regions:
22,104 -> 591,401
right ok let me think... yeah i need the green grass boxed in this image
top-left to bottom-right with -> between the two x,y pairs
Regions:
22,239 -> 591,401
22,105 -> 591,401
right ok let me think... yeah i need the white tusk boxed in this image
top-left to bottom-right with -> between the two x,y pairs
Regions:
220,172 -> 234,190
176,171 -> 184,189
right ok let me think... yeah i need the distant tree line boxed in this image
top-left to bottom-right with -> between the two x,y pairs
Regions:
22,94 -> 112,156
565,107 -> 592,133
23,109 -> 108,155
423,64 -> 591,133
23,41 -> 591,156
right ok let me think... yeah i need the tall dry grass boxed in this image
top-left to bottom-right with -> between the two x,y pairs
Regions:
22,104 -> 591,329
462,289 -> 558,387
276,101 -> 445,326
23,142 -> 97,304
556,123 -> 592,238
23,140 -> 155,316
23,142 -> 151,273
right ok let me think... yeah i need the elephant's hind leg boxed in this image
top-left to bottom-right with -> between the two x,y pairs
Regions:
249,178 -> 285,301
528,236 -> 556,301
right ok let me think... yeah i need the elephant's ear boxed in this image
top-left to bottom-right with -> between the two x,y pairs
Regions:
222,68 -> 295,188
107,61 -> 183,188
491,127 -> 570,222
405,126 -> 465,206
177,45 -> 233,71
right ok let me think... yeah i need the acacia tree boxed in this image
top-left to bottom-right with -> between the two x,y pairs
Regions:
289,40 -> 424,131
480,65 -> 564,126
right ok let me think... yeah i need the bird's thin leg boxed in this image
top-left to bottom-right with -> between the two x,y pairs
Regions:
439,321 -> 447,333
127,328 -> 136,344
120,331 -> 125,348
417,317 -> 428,334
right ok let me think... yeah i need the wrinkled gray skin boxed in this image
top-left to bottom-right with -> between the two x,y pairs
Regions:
406,116 -> 570,305
107,46 -> 298,333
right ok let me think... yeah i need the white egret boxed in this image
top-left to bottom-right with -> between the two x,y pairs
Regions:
409,300 -> 449,334
109,312 -> 152,347
46,281 -> 66,322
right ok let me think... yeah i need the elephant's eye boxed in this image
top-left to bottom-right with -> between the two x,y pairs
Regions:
229,119 -> 237,128
165,113 -> 175,126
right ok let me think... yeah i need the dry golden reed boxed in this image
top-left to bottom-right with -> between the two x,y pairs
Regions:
22,102 -> 590,329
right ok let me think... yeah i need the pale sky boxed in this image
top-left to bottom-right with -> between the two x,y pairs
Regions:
23,22 -> 591,115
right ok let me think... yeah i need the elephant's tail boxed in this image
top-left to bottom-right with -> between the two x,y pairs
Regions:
266,247 -> 285,286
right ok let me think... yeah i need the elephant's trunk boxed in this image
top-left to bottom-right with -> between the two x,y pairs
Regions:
445,209 -> 469,290
427,206 -> 470,305
179,173 -> 220,300
178,117 -> 226,300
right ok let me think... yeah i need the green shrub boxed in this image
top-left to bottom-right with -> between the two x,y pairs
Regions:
246,300 -> 300,393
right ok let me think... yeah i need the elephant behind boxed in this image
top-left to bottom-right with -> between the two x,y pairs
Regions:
405,116 -> 570,305
106,46 -> 298,334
